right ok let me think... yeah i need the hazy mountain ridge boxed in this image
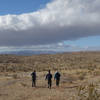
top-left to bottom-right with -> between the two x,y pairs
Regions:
0,50 -> 62,55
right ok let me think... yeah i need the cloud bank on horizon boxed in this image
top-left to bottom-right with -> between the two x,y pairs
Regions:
0,0 -> 100,47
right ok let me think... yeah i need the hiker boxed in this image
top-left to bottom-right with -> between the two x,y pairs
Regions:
31,70 -> 36,87
54,71 -> 61,87
45,70 -> 52,89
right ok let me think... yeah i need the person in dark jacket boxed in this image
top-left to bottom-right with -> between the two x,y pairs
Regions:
31,70 -> 36,87
45,70 -> 52,89
54,71 -> 61,87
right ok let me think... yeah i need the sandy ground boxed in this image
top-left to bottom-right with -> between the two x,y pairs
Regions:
0,71 -> 100,100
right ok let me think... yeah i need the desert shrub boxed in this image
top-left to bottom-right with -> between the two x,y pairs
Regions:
93,70 -> 100,76
12,74 -> 18,79
77,83 -> 100,100
78,73 -> 86,80
20,82 -> 28,87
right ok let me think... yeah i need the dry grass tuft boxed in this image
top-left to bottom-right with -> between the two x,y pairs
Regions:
12,74 -> 18,79
77,83 -> 100,100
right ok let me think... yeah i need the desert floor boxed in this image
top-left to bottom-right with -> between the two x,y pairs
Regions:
0,69 -> 100,100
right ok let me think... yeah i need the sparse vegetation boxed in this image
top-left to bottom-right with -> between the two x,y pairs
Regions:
1,52 -> 100,100
0,52 -> 100,72
77,83 -> 100,100
12,73 -> 18,79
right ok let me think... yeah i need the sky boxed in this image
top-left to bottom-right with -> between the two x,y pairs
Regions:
0,0 -> 100,52
0,0 -> 51,15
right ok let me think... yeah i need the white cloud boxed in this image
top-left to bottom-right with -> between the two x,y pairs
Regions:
0,0 -> 100,46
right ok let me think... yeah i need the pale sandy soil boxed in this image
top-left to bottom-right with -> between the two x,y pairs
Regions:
0,70 -> 100,100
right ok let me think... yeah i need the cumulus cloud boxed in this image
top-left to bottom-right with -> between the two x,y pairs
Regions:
0,0 -> 100,46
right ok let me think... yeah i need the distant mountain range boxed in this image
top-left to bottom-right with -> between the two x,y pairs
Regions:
0,50 -> 63,55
